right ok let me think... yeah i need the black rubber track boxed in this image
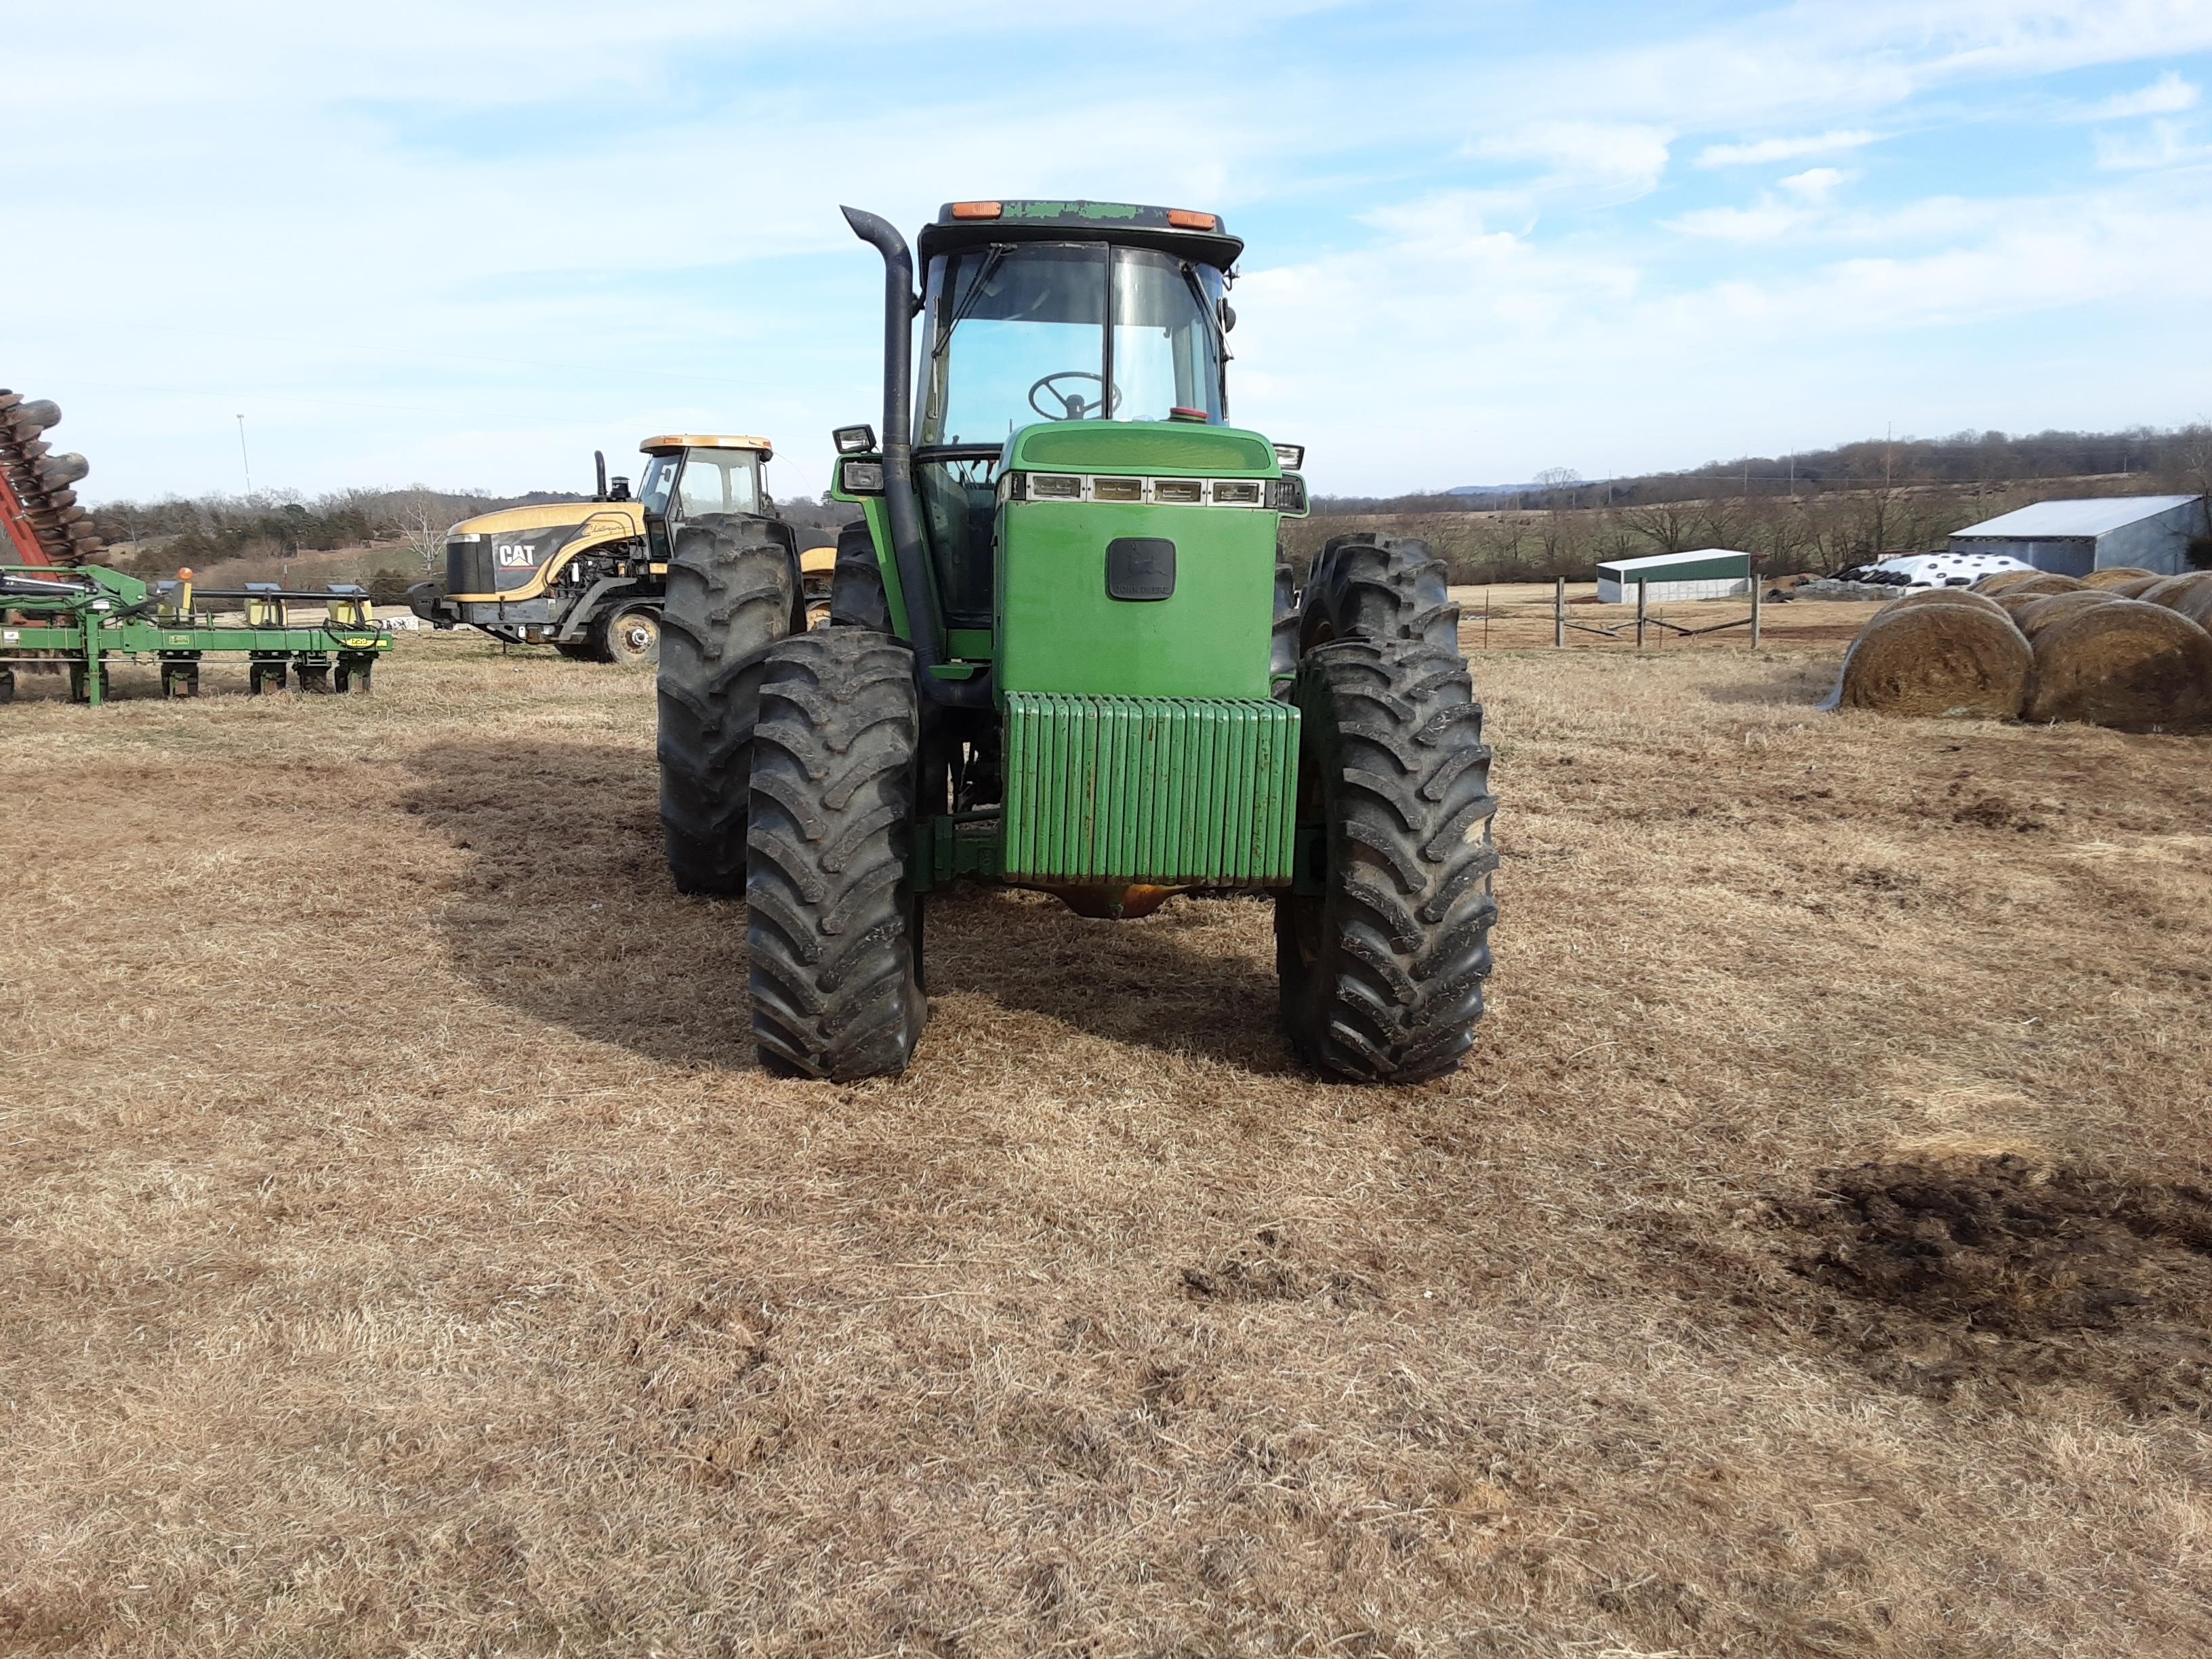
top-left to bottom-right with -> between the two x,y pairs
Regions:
746,628 -> 928,1080
828,518 -> 893,632
1275,639 -> 1498,1084
656,520 -> 795,895
1298,532 -> 1460,655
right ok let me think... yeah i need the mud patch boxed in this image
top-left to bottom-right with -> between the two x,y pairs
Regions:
1776,1157 -> 2212,1414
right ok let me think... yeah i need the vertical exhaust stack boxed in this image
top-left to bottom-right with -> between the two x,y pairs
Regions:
594,450 -> 608,502
839,205 -> 991,710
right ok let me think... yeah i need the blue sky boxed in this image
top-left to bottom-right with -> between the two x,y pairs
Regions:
9,0 -> 2212,504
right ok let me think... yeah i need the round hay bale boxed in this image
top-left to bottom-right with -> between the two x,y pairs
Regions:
2138,571 -> 2212,611
2162,578 -> 2212,633
2013,590 -> 2118,640
1990,590 -> 2047,616
2110,575 -> 2169,598
2081,567 -> 2156,590
2025,600 -> 2212,733
1975,571 -> 2048,594
1827,601 -> 2031,719
1998,573 -> 2087,599
1888,586 -> 2008,617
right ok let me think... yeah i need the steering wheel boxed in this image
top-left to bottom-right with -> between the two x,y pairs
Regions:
1028,371 -> 1120,421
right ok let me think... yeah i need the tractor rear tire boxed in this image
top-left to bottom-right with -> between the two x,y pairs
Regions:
1298,533 -> 1460,655
828,519 -> 893,632
657,522 -> 796,895
1275,640 -> 1497,1084
745,628 -> 928,1080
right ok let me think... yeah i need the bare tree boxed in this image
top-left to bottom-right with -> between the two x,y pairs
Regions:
392,487 -> 448,575
1622,500 -> 1697,554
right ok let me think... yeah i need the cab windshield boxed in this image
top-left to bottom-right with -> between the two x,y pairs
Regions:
638,450 -> 760,520
918,242 -> 1227,448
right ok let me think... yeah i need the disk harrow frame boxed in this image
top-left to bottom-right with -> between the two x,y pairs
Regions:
0,566 -> 392,706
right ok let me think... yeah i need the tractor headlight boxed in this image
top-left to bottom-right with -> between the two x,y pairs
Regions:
1272,443 -> 1305,470
833,424 -> 877,455
448,532 -> 483,544
840,459 -> 886,495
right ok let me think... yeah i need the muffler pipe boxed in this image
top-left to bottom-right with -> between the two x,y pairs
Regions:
840,204 -> 991,711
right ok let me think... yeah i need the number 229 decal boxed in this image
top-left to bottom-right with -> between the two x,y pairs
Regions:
495,544 -> 535,569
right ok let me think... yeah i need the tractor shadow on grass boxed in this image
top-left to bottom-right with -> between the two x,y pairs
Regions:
398,739 -> 1299,1076
1700,660 -> 1839,706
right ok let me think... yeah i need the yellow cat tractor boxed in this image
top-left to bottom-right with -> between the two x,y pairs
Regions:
408,434 -> 836,663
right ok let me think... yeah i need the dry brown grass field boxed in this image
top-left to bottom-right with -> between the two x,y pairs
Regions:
4,610 -> 2209,1657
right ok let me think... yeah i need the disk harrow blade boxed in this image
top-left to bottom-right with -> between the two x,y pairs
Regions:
0,386 -> 91,565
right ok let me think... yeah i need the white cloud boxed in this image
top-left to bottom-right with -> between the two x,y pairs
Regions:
1778,167 -> 1851,201
1469,120 -> 1675,200
2094,117 -> 2212,169
2083,69 -> 2200,120
1235,169 -> 2212,490
1697,130 -> 1877,167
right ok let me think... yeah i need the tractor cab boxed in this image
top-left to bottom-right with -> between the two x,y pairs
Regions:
636,435 -> 773,565
907,205 -> 1235,627
833,201 -> 1305,700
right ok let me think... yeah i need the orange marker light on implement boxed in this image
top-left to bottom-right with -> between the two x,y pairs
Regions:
1167,209 -> 1218,230
950,201 -> 1003,220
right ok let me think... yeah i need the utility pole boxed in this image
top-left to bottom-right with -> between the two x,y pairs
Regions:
236,414 -> 252,495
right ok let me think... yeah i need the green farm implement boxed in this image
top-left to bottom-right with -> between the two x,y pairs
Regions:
655,199 -> 1498,1083
0,565 -> 392,705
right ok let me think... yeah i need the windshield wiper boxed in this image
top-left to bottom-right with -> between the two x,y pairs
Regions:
933,245 -> 1010,359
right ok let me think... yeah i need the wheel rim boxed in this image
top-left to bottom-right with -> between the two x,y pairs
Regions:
611,613 -> 660,663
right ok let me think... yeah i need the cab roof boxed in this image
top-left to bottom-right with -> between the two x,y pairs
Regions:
639,434 -> 773,458
916,199 -> 1243,272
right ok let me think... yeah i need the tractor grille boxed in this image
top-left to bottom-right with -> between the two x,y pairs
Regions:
1002,693 -> 1299,884
446,537 -> 497,596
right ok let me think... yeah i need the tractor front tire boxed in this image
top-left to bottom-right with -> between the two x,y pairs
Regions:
603,605 -> 661,668
828,518 -> 893,632
1298,533 -> 1460,655
657,523 -> 795,895
745,629 -> 927,1080
1275,640 -> 1498,1084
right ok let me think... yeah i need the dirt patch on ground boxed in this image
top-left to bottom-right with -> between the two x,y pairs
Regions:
1775,1157 -> 2212,1415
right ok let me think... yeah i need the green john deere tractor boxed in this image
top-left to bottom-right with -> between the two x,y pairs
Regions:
655,198 -> 1496,1082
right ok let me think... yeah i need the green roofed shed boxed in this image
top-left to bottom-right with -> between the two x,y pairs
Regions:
1595,548 -> 1753,604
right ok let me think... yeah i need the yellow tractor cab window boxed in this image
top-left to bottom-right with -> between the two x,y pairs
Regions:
638,453 -> 680,517
676,450 -> 761,520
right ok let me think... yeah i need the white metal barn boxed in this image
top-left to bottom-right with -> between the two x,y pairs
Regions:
1595,548 -> 1752,604
1948,495 -> 2208,577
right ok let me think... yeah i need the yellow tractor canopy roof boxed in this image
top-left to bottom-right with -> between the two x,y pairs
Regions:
640,434 -> 773,459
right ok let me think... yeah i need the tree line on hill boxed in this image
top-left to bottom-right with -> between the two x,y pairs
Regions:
1297,424 -> 2212,583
